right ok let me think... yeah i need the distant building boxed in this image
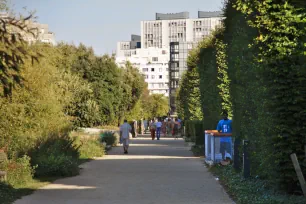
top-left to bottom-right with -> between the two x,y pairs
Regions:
169,41 -> 197,113
24,21 -> 56,45
0,12 -> 57,46
116,11 -> 224,112
141,11 -> 223,49
116,41 -> 170,96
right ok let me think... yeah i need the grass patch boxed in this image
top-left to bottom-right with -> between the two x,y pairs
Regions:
209,165 -> 306,204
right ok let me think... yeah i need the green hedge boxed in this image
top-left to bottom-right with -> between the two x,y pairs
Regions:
178,0 -> 306,195
185,120 -> 204,146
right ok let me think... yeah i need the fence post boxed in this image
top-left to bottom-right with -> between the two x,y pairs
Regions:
234,138 -> 241,171
243,140 -> 250,178
290,153 -> 306,197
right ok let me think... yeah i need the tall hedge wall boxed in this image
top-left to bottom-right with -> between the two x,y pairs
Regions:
177,0 -> 306,194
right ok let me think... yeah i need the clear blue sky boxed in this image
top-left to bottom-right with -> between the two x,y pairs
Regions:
11,0 -> 224,55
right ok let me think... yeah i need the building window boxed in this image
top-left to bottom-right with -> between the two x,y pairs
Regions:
142,68 -> 148,72
152,57 -> 158,61
166,68 -> 169,71
151,68 -> 155,72
159,75 -> 162,79
162,50 -> 166,54
151,83 -> 155,88
159,68 -> 162,72
152,75 -> 155,79
159,83 -> 164,88
145,75 -> 149,79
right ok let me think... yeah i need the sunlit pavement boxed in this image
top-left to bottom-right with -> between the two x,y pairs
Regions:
14,135 -> 233,204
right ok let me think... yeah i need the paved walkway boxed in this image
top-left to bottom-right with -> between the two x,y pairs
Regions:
15,136 -> 233,204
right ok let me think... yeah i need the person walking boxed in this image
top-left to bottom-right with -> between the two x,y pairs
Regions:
162,119 -> 167,137
156,119 -> 162,140
120,119 -> 132,154
143,118 -> 148,134
172,118 -> 179,139
216,112 -> 232,160
149,119 -> 157,140
166,118 -> 172,136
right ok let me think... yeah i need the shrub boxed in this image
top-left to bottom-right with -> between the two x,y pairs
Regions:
76,137 -> 105,159
29,135 -> 80,177
100,131 -> 118,147
4,155 -> 35,187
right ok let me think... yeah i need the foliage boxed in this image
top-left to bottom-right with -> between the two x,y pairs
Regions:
178,0 -> 306,195
4,155 -> 35,187
29,135 -> 80,177
197,35 -> 223,130
210,165 -> 306,204
233,0 -> 306,192
184,120 -> 204,145
215,37 -> 232,117
100,131 -> 118,147
74,136 -> 105,159
143,94 -> 169,119
0,10 -> 40,97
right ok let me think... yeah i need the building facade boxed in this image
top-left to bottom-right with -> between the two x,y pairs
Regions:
23,21 -> 56,45
116,43 -> 170,96
140,11 -> 223,49
116,11 -> 223,112
169,41 -> 196,113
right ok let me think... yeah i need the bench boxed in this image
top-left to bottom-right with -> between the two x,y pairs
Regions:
0,151 -> 7,182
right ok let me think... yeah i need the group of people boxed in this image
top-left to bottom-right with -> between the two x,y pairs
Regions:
119,117 -> 182,154
144,118 -> 182,140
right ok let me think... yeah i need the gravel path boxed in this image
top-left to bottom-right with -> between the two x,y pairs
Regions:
14,137 -> 233,204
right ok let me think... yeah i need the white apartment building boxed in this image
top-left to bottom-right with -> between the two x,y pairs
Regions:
0,13 -> 56,45
116,11 -> 223,100
141,11 -> 223,49
25,21 -> 56,45
116,43 -> 170,96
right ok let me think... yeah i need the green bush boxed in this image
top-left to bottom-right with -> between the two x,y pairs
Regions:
185,120 -> 204,145
4,155 -> 35,187
29,135 -> 80,177
100,131 -> 118,147
76,137 -> 105,159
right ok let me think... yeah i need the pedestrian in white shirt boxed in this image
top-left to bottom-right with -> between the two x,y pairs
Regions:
120,119 -> 132,154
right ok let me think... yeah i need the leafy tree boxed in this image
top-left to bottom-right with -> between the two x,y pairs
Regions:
0,7 -> 39,97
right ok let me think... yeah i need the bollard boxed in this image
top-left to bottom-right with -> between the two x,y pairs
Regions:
243,140 -> 250,178
234,138 -> 241,171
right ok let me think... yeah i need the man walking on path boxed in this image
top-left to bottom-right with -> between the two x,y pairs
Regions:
156,119 -> 162,140
217,112 -> 232,160
120,119 -> 132,154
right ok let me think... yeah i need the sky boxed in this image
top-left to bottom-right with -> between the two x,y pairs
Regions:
11,0 -> 224,55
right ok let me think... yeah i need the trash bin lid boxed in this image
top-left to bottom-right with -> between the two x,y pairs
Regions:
211,132 -> 232,137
